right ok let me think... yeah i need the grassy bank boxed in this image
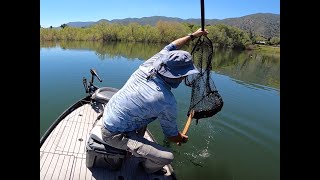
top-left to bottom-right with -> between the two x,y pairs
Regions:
255,45 -> 280,54
253,45 -> 280,58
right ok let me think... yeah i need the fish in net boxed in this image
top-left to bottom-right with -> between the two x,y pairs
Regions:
185,35 -> 223,120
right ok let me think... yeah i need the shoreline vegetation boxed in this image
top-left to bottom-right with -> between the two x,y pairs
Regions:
40,21 -> 280,56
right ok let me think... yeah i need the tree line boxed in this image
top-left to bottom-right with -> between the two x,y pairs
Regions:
40,21 -> 280,50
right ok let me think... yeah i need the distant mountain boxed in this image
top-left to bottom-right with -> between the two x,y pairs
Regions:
66,21 -> 96,27
216,13 -> 280,39
65,13 -> 280,38
65,16 -> 186,27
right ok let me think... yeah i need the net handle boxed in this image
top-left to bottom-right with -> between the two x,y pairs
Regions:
201,0 -> 205,31
177,110 -> 194,146
182,110 -> 195,135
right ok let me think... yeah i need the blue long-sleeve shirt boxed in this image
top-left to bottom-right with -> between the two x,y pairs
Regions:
102,43 -> 179,137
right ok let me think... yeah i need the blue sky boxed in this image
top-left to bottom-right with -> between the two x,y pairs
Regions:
40,0 -> 280,28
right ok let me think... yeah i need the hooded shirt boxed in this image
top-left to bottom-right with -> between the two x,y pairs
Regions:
102,43 -> 179,137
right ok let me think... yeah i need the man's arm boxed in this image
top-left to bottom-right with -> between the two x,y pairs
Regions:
158,105 -> 189,144
172,28 -> 209,49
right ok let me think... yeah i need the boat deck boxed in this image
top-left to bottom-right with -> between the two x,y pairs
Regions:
40,103 -> 175,180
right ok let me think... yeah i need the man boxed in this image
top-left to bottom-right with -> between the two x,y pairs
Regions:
101,28 -> 208,175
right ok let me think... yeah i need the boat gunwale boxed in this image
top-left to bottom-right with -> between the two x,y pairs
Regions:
40,96 -> 91,148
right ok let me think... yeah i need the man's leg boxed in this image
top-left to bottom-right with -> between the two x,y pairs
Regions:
125,131 -> 173,174
101,127 -> 173,174
136,125 -> 147,136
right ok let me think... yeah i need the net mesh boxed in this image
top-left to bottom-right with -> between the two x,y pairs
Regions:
185,36 -> 223,120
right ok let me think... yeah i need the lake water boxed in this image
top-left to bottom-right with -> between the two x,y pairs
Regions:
40,41 -> 280,180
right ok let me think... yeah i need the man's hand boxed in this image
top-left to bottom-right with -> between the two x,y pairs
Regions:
172,28 -> 209,49
192,28 -> 209,38
167,132 -> 189,145
178,133 -> 189,144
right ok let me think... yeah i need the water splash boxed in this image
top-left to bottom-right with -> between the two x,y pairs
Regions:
199,149 -> 210,158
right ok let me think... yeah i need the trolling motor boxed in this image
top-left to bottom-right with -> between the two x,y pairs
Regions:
83,68 -> 103,95
90,69 -> 102,83
82,68 -> 119,115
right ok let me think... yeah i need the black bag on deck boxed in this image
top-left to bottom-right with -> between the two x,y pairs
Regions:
85,135 -> 127,170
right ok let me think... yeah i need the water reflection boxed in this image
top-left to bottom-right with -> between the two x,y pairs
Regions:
212,49 -> 280,89
40,41 -> 280,180
40,41 -> 279,89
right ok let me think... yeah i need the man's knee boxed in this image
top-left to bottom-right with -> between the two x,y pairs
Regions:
160,151 -> 174,165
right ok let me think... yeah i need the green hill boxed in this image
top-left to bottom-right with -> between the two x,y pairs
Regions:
64,13 -> 280,39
